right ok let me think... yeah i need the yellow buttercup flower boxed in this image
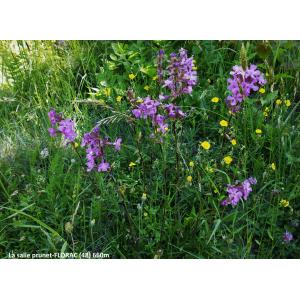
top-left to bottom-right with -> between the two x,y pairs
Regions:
116,96 -> 122,102
141,193 -> 147,200
275,99 -> 282,105
200,141 -> 211,150
152,75 -> 158,81
284,100 -> 291,107
129,162 -> 137,168
271,162 -> 276,170
144,85 -> 150,91
255,129 -> 262,134
187,175 -> 193,183
279,199 -> 289,208
231,139 -> 237,146
189,161 -> 194,167
259,88 -> 265,94
220,120 -> 228,127
223,156 -> 233,165
211,97 -> 220,103
128,73 -> 136,80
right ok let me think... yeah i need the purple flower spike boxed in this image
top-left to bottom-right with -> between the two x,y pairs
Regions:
226,64 -> 266,112
162,48 -> 197,98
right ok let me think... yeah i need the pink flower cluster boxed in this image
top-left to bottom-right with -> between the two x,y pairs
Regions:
132,96 -> 185,134
48,110 -> 122,172
226,64 -> 266,112
221,177 -> 257,207
48,109 -> 77,144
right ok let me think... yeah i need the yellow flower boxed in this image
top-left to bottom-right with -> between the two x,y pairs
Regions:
192,66 -> 197,71
136,98 -> 144,103
128,73 -> 136,80
259,88 -> 265,94
144,85 -> 150,91
275,99 -> 282,105
141,193 -> 147,200
271,162 -> 276,170
284,100 -> 291,107
116,96 -> 122,102
189,161 -> 195,167
279,199 -> 289,208
152,75 -> 158,81
211,97 -> 220,103
219,120 -> 228,127
103,87 -> 111,97
223,156 -> 233,165
129,162 -> 137,168
231,139 -> 237,146
255,129 -> 262,134
200,141 -> 211,150
186,175 -> 193,183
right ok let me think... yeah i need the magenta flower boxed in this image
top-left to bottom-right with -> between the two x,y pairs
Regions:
98,161 -> 110,172
132,97 -> 161,119
48,127 -> 57,137
164,103 -> 186,118
48,109 -> 77,144
226,64 -> 266,112
81,126 -> 121,172
113,138 -> 122,151
221,177 -> 257,207
58,119 -> 77,142
283,230 -> 293,243
48,109 -> 62,126
162,48 -> 197,98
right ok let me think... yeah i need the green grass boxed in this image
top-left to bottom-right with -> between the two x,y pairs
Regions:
0,40 -> 299,258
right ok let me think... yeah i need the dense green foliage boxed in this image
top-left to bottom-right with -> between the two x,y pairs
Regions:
0,40 -> 299,258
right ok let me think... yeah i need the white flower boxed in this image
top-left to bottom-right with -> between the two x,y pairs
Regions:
40,147 -> 49,159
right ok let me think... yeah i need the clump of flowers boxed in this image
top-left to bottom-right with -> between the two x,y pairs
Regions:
221,177 -> 257,207
283,230 -> 293,243
163,48 -> 197,98
131,48 -> 196,136
131,98 -> 185,135
48,109 -> 77,144
226,64 -> 267,112
81,126 -> 122,172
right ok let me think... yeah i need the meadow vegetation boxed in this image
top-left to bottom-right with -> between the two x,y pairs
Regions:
0,40 -> 299,258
